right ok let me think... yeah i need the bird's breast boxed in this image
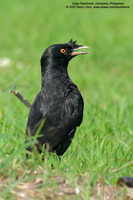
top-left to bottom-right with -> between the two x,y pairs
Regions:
41,76 -> 84,127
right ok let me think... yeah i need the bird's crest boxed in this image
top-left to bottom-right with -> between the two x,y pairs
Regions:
68,39 -> 77,49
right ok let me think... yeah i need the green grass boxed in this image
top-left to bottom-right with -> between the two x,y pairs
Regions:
0,0 -> 133,199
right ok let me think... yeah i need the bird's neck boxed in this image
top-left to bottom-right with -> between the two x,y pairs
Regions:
41,62 -> 69,87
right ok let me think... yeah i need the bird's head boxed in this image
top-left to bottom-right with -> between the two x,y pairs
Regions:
41,39 -> 89,69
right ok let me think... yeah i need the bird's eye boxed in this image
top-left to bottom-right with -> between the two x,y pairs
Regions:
60,49 -> 66,54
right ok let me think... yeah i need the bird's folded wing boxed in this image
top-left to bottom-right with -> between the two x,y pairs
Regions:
26,92 -> 83,149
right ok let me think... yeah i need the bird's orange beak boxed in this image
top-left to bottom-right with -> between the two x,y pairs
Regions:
71,46 -> 90,56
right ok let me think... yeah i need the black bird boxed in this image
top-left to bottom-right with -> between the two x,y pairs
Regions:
26,39 -> 89,156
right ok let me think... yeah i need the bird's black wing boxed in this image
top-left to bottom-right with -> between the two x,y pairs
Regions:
26,92 -> 45,136
38,91 -> 83,150
26,89 -> 83,152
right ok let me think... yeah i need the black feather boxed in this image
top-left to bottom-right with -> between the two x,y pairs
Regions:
26,40 -> 86,156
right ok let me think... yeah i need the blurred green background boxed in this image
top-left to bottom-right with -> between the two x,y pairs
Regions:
1,0 -> 133,124
0,0 -> 133,193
